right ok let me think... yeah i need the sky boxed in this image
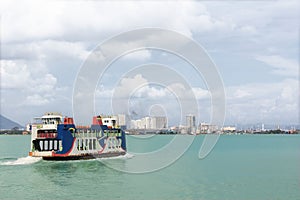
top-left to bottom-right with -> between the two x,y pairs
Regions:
0,0 -> 299,127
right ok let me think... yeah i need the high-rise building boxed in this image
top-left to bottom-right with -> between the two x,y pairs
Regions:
144,117 -> 152,129
153,116 -> 167,129
117,114 -> 126,129
186,115 -> 196,129
129,116 -> 167,129
136,119 -> 142,129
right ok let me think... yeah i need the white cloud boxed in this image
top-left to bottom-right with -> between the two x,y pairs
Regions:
95,74 -> 209,123
2,40 -> 90,61
1,60 -> 58,106
0,0 -> 64,42
0,60 -> 31,89
226,79 -> 299,124
239,25 -> 257,35
0,0 -> 299,125
97,76 -> 210,101
0,0 -> 235,43
29,74 -> 57,95
96,75 -> 168,100
201,0 -> 299,57
121,50 -> 151,61
233,89 -> 251,99
25,94 -> 49,106
256,55 -> 299,77
133,86 -> 167,99
192,87 -> 210,100
95,85 -> 113,99
115,74 -> 148,97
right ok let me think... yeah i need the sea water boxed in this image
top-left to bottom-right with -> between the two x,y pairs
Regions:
0,135 -> 299,200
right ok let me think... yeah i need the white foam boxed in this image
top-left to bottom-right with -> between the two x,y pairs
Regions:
124,153 -> 134,159
96,153 -> 134,161
0,153 -> 134,165
0,156 -> 42,166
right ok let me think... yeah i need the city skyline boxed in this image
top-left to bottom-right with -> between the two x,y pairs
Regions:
97,113 -> 300,131
0,0 -> 299,126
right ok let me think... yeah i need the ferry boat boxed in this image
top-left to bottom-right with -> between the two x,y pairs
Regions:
28,113 -> 126,160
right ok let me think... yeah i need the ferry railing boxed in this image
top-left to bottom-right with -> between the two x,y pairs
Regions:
74,129 -> 101,138
37,132 -> 57,138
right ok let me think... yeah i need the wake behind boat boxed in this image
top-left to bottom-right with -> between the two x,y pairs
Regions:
29,113 -> 126,161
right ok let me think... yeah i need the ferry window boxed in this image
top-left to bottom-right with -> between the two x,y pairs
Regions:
39,141 -> 43,151
49,140 -> 53,150
118,138 -> 122,148
89,139 -> 93,150
77,139 -> 80,150
85,139 -> 88,150
44,140 -> 48,151
93,139 -> 96,150
54,140 -> 57,150
112,138 -> 116,149
80,139 -> 83,150
59,140 -> 62,151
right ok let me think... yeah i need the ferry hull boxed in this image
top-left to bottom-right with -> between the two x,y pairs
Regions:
42,151 -> 126,161
29,113 -> 127,161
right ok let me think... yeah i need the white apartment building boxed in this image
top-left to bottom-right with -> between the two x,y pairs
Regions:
130,116 -> 167,129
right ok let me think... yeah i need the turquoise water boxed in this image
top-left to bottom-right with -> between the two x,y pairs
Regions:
0,135 -> 299,200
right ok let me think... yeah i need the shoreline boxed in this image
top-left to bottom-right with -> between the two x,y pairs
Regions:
1,129 -> 299,136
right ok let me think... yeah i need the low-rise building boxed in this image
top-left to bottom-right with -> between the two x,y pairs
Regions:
222,126 -> 236,132
199,123 -> 218,134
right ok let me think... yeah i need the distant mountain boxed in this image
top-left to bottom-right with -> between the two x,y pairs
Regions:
0,114 -> 23,130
